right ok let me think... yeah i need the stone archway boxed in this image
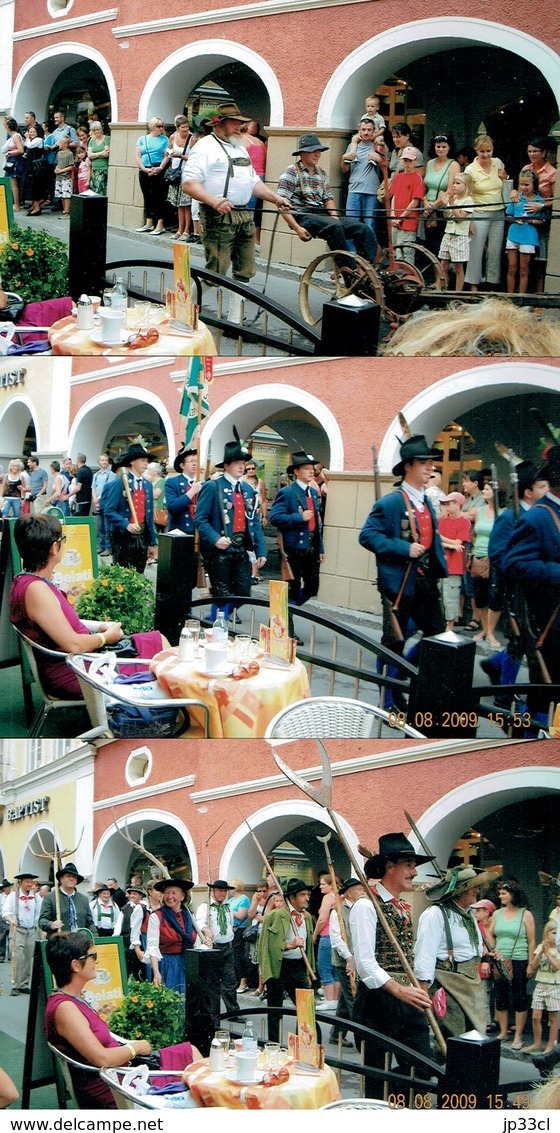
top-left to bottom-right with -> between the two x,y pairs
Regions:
318,19 -> 560,137
68,386 -> 175,468
93,809 -> 199,890
11,42 -> 118,126
379,362 -> 560,478
200,382 -> 344,473
0,395 -> 38,461
220,799 -> 360,882
138,40 -> 284,128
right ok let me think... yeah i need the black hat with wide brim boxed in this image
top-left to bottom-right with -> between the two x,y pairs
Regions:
14,872 -> 39,882
215,441 -> 250,469
286,450 -> 317,475
56,862 -> 84,884
364,832 -> 434,878
173,447 -> 198,474
392,435 -> 440,478
209,878 -> 235,891
154,877 -> 194,895
292,133 -> 329,155
285,877 -> 311,898
118,443 -> 151,468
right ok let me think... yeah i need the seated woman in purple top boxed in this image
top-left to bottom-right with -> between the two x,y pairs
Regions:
9,514 -> 164,697
45,932 -> 200,1109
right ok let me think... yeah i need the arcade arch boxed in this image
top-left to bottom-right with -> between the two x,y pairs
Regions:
0,396 -> 38,460
379,363 -> 560,480
220,800 -> 360,882
68,387 -> 175,467
18,822 -> 60,883
199,383 -> 344,472
318,20 -> 559,169
138,41 -> 284,129
93,809 -> 199,891
11,43 -> 118,127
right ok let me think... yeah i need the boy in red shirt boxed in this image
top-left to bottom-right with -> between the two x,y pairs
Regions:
389,145 -> 425,264
438,491 -> 472,631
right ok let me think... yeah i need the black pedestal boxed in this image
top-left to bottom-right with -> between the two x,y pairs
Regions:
439,1032 -> 502,1110
185,949 -> 223,1054
68,194 -> 108,300
407,633 -> 477,738
155,533 -> 196,646
319,298 -> 379,355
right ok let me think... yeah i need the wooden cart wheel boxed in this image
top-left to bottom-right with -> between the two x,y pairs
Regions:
397,243 -> 445,290
298,250 -> 383,327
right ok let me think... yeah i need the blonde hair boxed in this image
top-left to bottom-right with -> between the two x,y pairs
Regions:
453,171 -> 473,195
531,1078 -> 560,1109
148,116 -> 164,131
543,919 -> 557,941
381,298 -> 560,358
475,134 -> 494,152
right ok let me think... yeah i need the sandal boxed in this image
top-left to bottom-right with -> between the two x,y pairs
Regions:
463,619 -> 482,632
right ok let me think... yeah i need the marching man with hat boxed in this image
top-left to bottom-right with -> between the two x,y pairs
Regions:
89,883 -> 120,937
0,879 -> 12,963
277,133 -> 379,262
182,102 -> 290,321
195,438 -> 267,621
359,435 -> 447,704
3,872 -> 41,996
195,880 -> 238,1021
165,446 -> 205,612
414,866 -> 498,1039
349,834 -> 433,1098
502,444 -> 560,721
103,443 -> 157,574
269,451 -> 324,643
258,878 -> 316,1043
38,862 -> 94,936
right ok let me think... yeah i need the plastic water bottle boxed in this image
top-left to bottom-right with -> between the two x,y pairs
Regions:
242,1020 -> 257,1052
110,276 -> 128,313
213,610 -> 228,644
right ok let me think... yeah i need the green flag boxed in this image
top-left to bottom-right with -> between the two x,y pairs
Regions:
181,359 -> 209,446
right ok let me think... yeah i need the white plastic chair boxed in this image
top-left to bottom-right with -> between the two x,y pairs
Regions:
12,626 -> 88,738
264,696 -> 426,738
66,653 -> 212,738
321,1099 -> 392,1109
100,1068 -> 200,1110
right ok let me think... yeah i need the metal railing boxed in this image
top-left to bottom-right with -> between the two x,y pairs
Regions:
104,259 -> 321,356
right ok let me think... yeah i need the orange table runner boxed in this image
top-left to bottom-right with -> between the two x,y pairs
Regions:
48,314 -> 216,356
183,1058 -> 340,1110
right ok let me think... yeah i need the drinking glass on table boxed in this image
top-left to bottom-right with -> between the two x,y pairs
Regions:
102,288 -> 113,308
215,1030 -> 230,1057
264,1043 -> 280,1072
235,635 -> 251,662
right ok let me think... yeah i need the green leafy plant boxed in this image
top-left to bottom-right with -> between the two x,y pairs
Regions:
0,225 -> 69,303
75,565 -> 155,634
108,979 -> 185,1048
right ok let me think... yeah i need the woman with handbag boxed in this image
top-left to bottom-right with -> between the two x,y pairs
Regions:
423,133 -> 460,257
165,116 -> 193,240
2,118 -> 25,210
486,882 -> 536,1048
134,117 -> 170,235
469,480 -> 505,648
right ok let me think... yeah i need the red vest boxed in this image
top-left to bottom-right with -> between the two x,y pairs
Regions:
413,502 -> 433,550
154,908 -> 189,954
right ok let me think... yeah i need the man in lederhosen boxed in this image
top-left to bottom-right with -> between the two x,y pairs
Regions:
195,438 -> 266,620
182,102 -> 289,322
269,451 -> 324,644
165,447 -> 204,613
103,443 -> 157,574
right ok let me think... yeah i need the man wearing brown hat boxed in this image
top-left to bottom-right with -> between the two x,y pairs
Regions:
502,444 -> 560,721
103,443 -> 157,573
277,133 -> 378,262
182,103 -> 290,318
349,834 -> 432,1098
414,866 -> 497,1038
359,435 -> 447,708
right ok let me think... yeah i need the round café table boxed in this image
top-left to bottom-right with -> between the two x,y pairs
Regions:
149,646 -> 310,738
183,1058 -> 340,1110
48,313 -> 216,356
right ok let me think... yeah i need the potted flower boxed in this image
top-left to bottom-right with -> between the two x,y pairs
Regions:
0,226 -> 69,303
108,979 -> 185,1048
75,565 -> 155,633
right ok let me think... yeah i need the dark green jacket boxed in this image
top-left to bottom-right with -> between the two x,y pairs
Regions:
258,906 -> 315,983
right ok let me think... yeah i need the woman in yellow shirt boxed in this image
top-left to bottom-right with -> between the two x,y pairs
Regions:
464,134 -> 508,291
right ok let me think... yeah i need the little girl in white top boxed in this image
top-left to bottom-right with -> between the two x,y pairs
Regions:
438,172 -> 474,292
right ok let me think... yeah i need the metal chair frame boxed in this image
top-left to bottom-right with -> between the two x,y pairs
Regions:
100,1068 -> 198,1110
12,626 -> 88,738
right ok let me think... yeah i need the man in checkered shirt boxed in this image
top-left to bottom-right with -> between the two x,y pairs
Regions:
278,132 -> 378,262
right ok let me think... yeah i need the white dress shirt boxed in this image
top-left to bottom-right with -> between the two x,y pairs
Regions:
329,901 -> 352,962
195,901 -> 234,944
350,883 -> 408,989
414,903 -> 484,984
3,891 -> 41,928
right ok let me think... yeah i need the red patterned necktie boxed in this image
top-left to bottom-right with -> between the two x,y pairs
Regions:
291,912 -> 303,927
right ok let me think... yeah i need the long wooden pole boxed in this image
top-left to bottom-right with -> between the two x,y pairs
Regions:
316,833 -> 356,996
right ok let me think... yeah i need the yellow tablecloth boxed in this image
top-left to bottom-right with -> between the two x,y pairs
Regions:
48,314 -> 216,356
149,647 -> 310,738
183,1059 -> 340,1110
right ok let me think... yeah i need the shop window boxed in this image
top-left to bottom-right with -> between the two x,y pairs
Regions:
125,746 -> 152,787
